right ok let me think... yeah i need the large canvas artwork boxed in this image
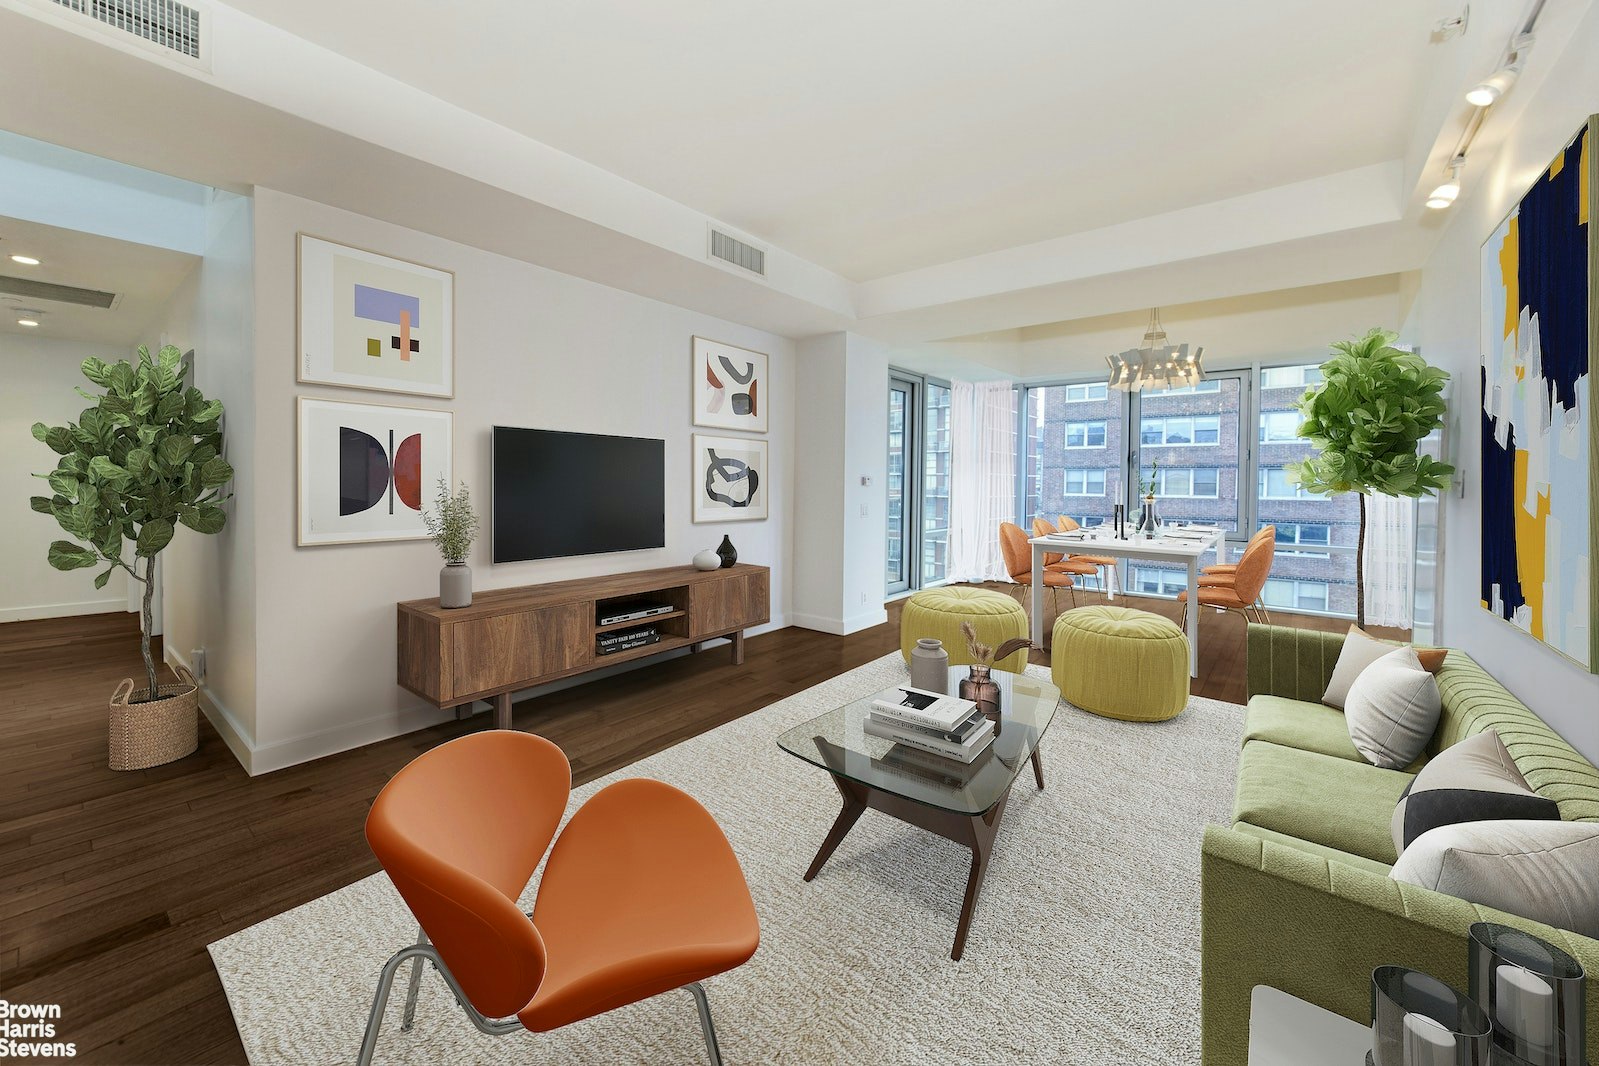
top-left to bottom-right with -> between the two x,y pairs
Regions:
298,398 -> 453,546
1480,116 -> 1597,672
298,234 -> 454,398
693,336 -> 769,433
693,433 -> 768,523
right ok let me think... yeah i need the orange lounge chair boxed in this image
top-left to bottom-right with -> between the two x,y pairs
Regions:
358,730 -> 759,1066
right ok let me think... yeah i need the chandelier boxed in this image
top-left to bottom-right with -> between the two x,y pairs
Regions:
1106,308 -> 1206,392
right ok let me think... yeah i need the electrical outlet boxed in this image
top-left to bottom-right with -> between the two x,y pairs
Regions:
190,648 -> 206,682
859,503 -> 869,517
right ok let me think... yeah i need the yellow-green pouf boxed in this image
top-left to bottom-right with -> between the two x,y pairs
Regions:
900,586 -> 1028,673
1052,605 -> 1189,721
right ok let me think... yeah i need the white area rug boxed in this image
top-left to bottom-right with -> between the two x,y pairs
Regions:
209,653 -> 1244,1065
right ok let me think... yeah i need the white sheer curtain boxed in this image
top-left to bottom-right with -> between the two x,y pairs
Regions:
1363,493 -> 1415,628
946,381 -> 1017,583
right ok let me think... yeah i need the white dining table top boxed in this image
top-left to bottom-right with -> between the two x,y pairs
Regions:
1029,527 -> 1225,559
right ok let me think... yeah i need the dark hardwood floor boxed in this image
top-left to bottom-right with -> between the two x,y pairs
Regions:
0,590 -> 1377,1064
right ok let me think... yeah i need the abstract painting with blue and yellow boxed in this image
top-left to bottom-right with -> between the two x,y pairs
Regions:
1481,117 -> 1596,672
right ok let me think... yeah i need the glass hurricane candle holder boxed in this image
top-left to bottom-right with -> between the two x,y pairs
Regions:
1468,923 -> 1587,1066
1368,966 -> 1492,1066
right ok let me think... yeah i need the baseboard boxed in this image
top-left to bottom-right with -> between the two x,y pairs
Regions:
791,609 -> 887,636
0,598 -> 131,624
164,647 -> 256,774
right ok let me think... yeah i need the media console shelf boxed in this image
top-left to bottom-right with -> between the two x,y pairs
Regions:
397,564 -> 770,730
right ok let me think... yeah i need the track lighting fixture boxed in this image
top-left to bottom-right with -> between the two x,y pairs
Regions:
1427,157 -> 1466,210
1466,64 -> 1520,107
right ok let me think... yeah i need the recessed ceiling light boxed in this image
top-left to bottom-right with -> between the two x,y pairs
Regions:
9,254 -> 41,266
17,318 -> 40,327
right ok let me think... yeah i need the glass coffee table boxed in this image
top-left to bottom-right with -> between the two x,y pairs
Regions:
777,665 -> 1059,961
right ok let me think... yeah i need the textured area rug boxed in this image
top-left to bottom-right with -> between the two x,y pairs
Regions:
209,653 -> 1244,1065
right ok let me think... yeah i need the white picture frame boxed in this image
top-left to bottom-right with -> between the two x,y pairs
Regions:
692,433 -> 768,523
297,233 -> 455,399
297,397 -> 453,546
692,336 -> 768,433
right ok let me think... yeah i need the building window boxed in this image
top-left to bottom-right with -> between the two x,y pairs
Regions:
1064,420 -> 1107,448
1062,514 -> 1108,528
1259,410 -> 1302,443
1258,467 -> 1310,500
1064,468 -> 1107,496
1149,467 -> 1220,498
1263,578 -> 1331,613
1132,567 -> 1189,595
1261,365 -> 1324,390
1273,522 -> 1332,557
1147,381 -> 1222,396
1063,382 -> 1108,402
1141,415 -> 1220,446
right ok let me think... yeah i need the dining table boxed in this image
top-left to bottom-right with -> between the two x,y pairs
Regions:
1028,524 -> 1228,677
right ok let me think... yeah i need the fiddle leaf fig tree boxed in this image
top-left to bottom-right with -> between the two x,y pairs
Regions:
30,345 -> 233,701
1287,328 -> 1454,627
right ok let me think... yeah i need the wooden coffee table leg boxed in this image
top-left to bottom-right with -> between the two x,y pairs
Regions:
804,776 -> 867,882
951,793 -> 1007,961
1030,748 -> 1045,790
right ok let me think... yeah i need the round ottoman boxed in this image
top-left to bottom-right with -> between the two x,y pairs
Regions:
1052,605 -> 1188,721
900,587 -> 1028,673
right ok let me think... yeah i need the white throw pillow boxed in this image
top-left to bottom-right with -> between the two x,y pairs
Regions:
1344,647 -> 1440,769
1391,820 -> 1599,939
1322,625 -> 1393,709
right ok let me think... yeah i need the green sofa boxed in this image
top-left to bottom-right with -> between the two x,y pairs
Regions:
1201,624 -> 1599,1065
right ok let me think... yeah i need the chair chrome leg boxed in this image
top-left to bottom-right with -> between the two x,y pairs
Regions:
358,943 -> 430,1066
400,925 -> 428,1032
686,982 -> 723,1066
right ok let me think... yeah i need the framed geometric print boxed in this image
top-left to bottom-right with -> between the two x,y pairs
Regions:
692,336 -> 768,434
692,433 -> 768,523
297,397 -> 453,546
1479,115 -> 1597,672
297,234 -> 454,398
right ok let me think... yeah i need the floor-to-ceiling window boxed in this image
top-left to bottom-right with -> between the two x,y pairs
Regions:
887,370 -> 953,596
1018,363 -> 1361,618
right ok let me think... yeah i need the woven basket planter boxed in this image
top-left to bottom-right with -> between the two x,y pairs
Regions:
108,665 -> 199,771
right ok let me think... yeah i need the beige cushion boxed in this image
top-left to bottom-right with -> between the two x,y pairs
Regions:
1391,820 -> 1599,938
1344,647 -> 1440,770
1322,625 -> 1393,708
1391,729 -> 1558,857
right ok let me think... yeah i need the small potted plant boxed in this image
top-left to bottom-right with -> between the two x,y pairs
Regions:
422,477 -> 479,608
31,345 -> 233,770
958,621 -> 1033,721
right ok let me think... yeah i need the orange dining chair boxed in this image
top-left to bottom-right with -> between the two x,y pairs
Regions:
1177,528 -> 1276,629
1199,525 -> 1275,620
1031,517 -> 1097,582
1056,515 -> 1118,594
357,730 -> 759,1066
1001,521 -> 1077,615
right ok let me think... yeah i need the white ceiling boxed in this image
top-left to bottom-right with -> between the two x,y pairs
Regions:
0,216 -> 198,346
227,0 -> 1441,281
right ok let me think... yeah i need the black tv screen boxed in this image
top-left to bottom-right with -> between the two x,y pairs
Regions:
492,427 -> 665,562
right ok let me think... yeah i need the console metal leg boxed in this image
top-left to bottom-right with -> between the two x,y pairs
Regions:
400,925 -> 428,1032
686,982 -> 723,1066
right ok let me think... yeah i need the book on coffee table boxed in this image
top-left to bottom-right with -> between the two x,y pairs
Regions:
869,685 -> 978,730
864,714 -> 994,763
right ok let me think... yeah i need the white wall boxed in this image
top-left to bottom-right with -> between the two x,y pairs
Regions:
240,188 -> 794,772
1405,3 -> 1599,763
792,332 -> 888,635
0,334 -> 131,622
158,188 -> 259,764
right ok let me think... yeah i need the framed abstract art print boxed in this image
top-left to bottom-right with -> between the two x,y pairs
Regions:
692,433 -> 768,523
1479,115 -> 1597,672
297,397 -> 453,546
692,336 -> 768,434
298,234 -> 454,398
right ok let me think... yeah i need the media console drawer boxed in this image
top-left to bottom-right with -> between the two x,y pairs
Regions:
449,603 -> 590,697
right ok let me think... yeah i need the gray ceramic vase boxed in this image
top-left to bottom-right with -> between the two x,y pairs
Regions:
909,638 -> 950,693
440,562 -> 472,609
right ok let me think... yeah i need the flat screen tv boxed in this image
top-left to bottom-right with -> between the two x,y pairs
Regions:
492,426 -> 665,562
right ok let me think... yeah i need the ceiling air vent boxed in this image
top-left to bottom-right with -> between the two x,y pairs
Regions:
0,275 -> 118,309
50,0 -> 201,59
708,228 -> 766,278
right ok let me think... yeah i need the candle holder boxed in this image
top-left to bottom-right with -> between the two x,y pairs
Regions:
1468,923 -> 1587,1066
1368,966 -> 1492,1066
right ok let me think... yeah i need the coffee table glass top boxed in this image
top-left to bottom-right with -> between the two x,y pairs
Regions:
777,666 -> 1060,816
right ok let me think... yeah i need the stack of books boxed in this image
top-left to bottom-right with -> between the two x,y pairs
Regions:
865,685 -> 994,764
